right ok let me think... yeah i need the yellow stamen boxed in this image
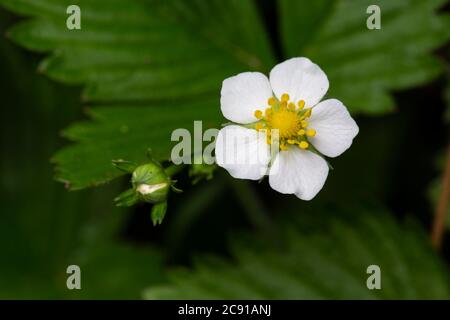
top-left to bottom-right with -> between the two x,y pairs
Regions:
268,97 -> 277,106
281,93 -> 290,102
254,110 -> 263,119
297,100 -> 305,109
267,108 -> 300,138
299,141 -> 309,149
303,108 -> 312,118
306,129 -> 316,137
261,95 -> 319,151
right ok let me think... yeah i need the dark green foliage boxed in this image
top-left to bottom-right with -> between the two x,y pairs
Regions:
145,208 -> 450,299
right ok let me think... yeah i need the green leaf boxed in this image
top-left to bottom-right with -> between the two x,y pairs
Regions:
112,159 -> 138,174
2,0 -> 274,100
144,207 -> 450,299
52,101 -> 220,189
279,0 -> 450,114
0,0 -> 274,189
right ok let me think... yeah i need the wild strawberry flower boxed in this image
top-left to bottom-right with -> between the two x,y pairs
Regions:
215,57 -> 359,200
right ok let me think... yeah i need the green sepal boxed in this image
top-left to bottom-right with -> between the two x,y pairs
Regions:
114,188 -> 139,207
327,161 -> 334,170
112,159 -> 138,173
151,201 -> 168,226
170,182 -> 183,193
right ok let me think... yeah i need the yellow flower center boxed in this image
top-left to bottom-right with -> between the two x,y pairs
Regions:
268,108 -> 300,138
253,93 -> 316,151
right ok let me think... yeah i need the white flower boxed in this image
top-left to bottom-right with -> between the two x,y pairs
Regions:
215,57 -> 359,200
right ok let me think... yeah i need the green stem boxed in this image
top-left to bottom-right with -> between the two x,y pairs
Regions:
164,164 -> 186,177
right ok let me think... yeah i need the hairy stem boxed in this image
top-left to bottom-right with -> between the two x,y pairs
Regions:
431,144 -> 450,249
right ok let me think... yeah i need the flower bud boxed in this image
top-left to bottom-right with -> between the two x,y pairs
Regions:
131,162 -> 171,203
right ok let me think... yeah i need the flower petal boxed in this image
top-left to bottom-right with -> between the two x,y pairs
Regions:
215,125 -> 270,180
308,99 -> 359,158
269,148 -> 329,200
220,72 -> 272,124
269,57 -> 329,108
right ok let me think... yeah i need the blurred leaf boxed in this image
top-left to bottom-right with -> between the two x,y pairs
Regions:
1,0 -> 274,97
0,11 -> 164,298
65,242 -> 165,299
144,207 -> 450,299
0,0 -> 274,189
280,0 -> 450,114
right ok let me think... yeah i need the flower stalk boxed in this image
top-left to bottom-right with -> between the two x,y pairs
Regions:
431,143 -> 450,249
